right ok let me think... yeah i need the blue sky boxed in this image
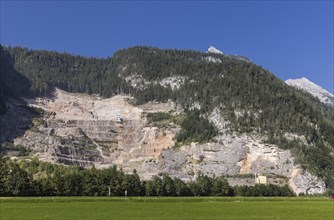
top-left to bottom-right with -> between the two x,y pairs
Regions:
1,1 -> 333,92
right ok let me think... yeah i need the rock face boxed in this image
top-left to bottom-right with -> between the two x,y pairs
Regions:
155,136 -> 246,180
1,88 -> 326,195
140,134 -> 325,194
285,77 -> 334,106
13,89 -> 177,169
207,46 -> 223,54
289,168 -> 327,195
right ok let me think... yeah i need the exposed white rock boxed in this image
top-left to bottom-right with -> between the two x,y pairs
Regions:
144,135 -> 246,181
285,77 -> 334,105
13,88 -> 328,194
289,168 -> 326,195
207,46 -> 223,54
284,132 -> 307,145
208,107 -> 229,133
238,138 -> 326,194
20,88 -> 177,169
124,74 -> 151,90
204,56 -> 222,63
26,88 -> 143,121
159,76 -> 185,90
239,139 -> 293,176
122,72 -> 186,91
189,102 -> 201,110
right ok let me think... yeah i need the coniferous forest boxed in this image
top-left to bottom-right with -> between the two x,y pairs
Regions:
0,156 -> 294,197
0,45 -> 333,191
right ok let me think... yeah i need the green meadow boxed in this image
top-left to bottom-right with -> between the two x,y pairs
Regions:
1,197 -> 333,220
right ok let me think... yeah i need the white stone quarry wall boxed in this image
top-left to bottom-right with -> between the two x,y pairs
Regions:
14,88 -> 327,195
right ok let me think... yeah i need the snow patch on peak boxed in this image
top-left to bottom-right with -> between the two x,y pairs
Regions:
285,77 -> 334,106
207,46 -> 223,54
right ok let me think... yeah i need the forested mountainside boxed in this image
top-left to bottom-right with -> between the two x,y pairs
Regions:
0,45 -> 333,191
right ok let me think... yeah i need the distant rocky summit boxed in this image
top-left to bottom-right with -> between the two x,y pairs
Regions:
286,77 -> 333,106
207,46 -> 224,54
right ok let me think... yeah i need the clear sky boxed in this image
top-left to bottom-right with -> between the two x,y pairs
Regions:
1,1 -> 333,92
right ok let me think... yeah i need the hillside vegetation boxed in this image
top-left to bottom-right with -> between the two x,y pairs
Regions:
0,45 -> 333,190
0,156 -> 293,197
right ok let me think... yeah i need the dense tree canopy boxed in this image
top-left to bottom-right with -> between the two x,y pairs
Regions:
0,156 -> 295,197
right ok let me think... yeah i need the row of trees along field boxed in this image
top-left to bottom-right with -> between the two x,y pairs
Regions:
1,45 -> 333,191
0,156 -> 294,197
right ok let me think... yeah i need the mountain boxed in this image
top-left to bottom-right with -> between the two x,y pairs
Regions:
207,46 -> 223,54
0,45 -> 333,195
285,77 -> 334,106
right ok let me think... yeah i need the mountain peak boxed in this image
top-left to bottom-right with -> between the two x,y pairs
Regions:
285,77 -> 334,106
207,46 -> 223,54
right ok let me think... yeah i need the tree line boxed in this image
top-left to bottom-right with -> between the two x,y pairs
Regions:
0,156 -> 294,197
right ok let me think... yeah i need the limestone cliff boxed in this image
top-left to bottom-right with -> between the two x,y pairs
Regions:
2,88 -> 326,195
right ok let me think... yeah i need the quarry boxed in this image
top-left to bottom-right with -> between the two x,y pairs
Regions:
3,88 -> 325,195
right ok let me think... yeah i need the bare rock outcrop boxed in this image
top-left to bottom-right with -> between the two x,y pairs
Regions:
2,88 -> 327,195
289,168 -> 326,195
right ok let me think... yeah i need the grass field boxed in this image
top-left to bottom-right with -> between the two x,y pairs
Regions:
1,197 -> 333,220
